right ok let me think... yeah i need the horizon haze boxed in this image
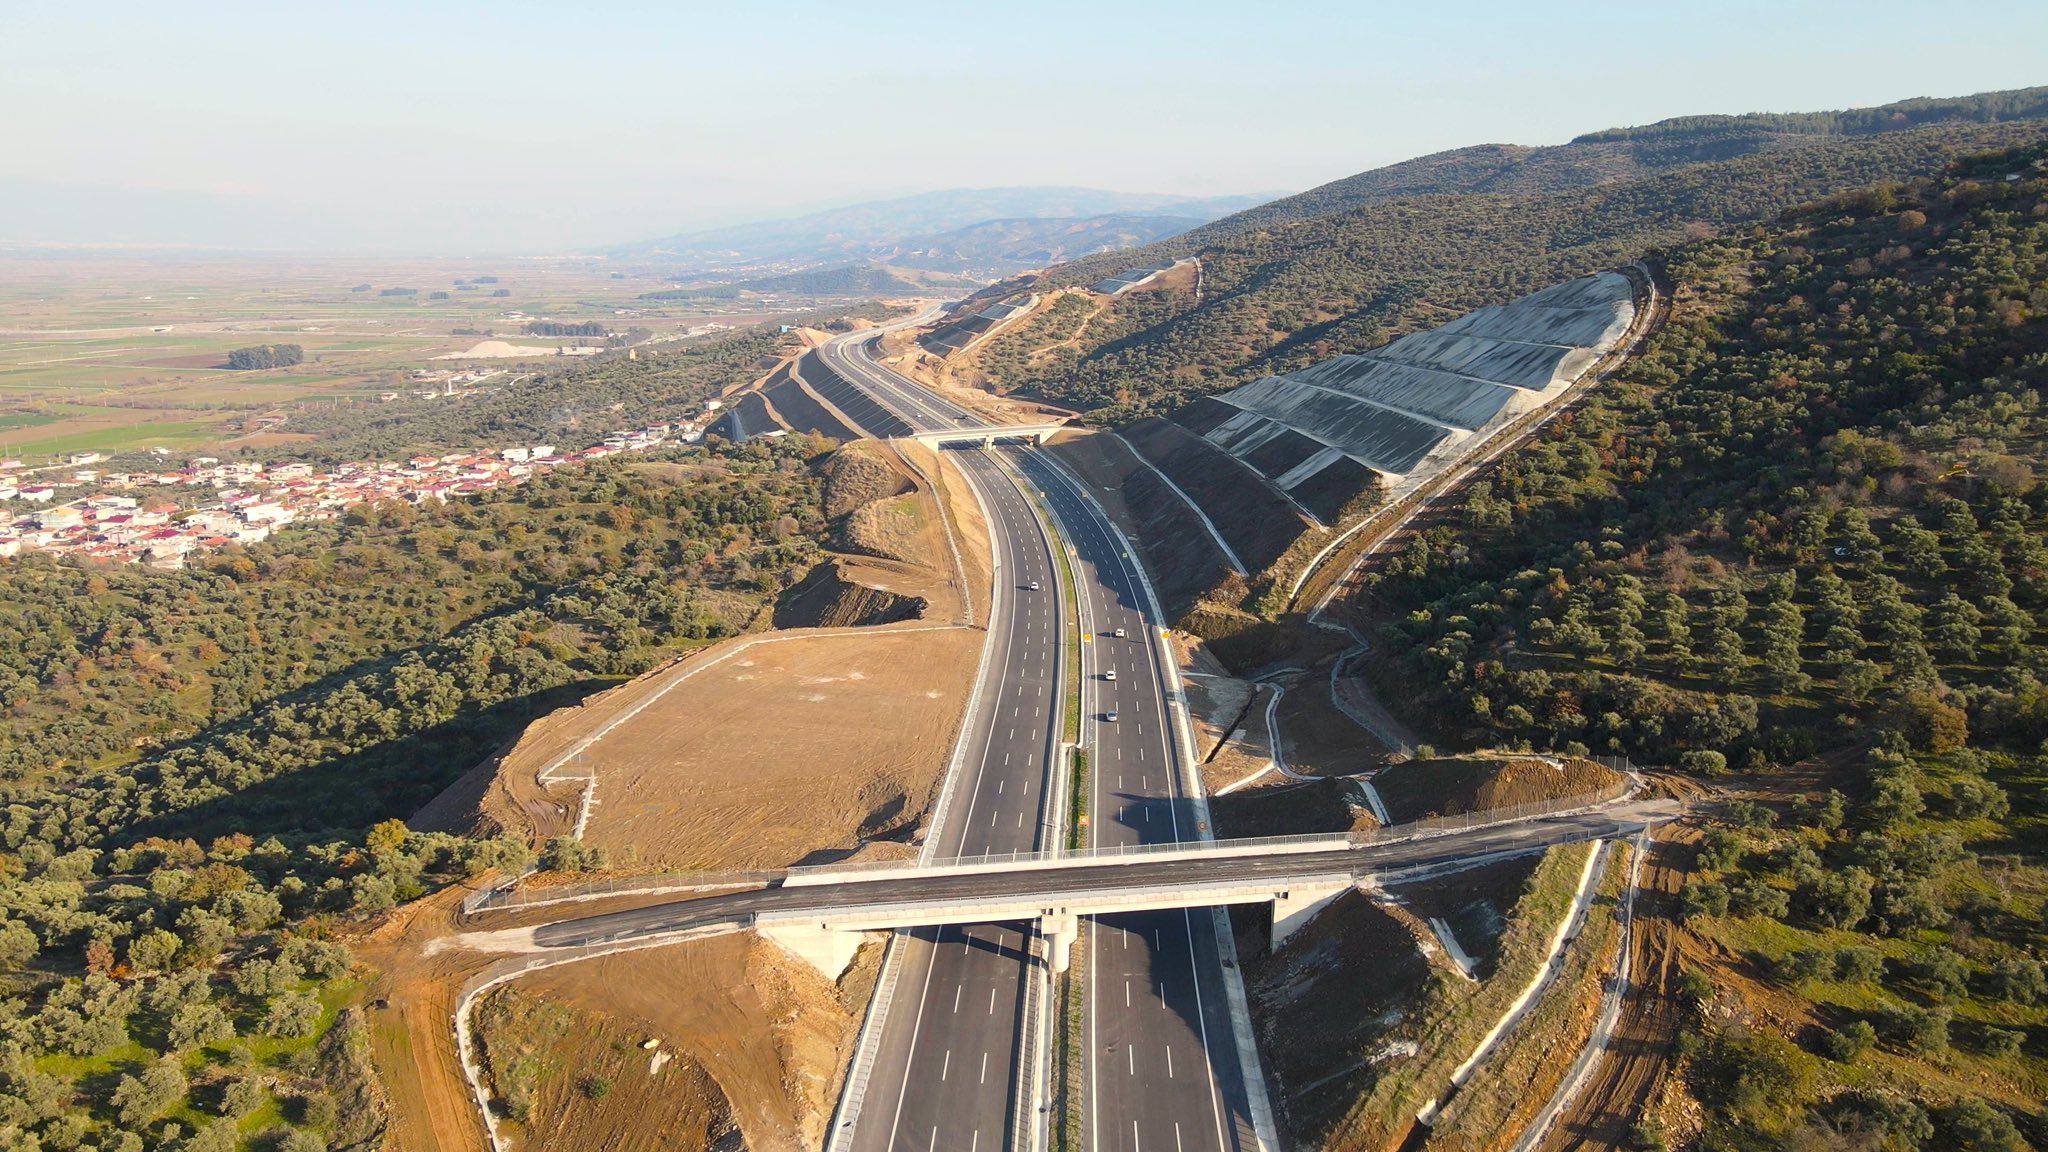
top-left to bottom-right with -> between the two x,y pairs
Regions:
3,0 -> 2045,253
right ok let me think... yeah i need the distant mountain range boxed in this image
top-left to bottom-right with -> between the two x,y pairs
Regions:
604,187 -> 1279,280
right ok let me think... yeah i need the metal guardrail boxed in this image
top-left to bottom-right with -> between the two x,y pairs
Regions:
464,867 -> 780,913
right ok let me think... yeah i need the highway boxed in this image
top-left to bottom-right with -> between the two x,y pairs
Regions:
821,328 -> 1264,1151
815,326 -> 1066,1152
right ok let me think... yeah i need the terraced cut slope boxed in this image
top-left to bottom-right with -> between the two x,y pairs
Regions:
1194,271 -> 1636,511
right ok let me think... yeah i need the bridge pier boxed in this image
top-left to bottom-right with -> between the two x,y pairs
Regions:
1270,880 -> 1353,950
760,923 -> 865,981
1041,911 -> 1078,974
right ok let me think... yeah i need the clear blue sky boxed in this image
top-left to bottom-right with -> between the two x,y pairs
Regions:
2,0 -> 2041,252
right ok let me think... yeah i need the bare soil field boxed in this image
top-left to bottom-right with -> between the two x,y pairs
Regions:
1209,776 -> 1376,838
474,984 -> 738,1151
471,626 -> 985,870
1370,754 -> 1626,824
1275,666 -> 1392,777
495,933 -> 881,1152
1238,890 -> 1442,1146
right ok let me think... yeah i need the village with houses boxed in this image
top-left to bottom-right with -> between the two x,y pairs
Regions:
0,400 -> 726,568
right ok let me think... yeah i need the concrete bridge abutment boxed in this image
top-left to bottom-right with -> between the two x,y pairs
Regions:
761,923 -> 867,981
1270,880 -> 1354,950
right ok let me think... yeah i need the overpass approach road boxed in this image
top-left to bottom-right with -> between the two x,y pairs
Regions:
525,799 -> 1679,949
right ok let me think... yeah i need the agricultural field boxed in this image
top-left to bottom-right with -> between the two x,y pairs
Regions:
0,255 -> 796,463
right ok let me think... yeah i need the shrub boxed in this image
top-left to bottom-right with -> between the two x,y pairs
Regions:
1976,1027 -> 2023,1059
1936,1099 -> 2023,1152
1834,946 -> 1885,984
1680,749 -> 1728,776
1681,880 -> 1730,920
1983,956 -> 2044,1005
1819,1018 -> 1876,1062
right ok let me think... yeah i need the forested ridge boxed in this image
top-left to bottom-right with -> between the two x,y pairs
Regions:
1358,143 -> 2048,1148
959,98 -> 2048,419
0,436 -> 828,1152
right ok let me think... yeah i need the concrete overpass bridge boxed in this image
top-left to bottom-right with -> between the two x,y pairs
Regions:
899,423 -> 1066,450
487,796 -> 1678,977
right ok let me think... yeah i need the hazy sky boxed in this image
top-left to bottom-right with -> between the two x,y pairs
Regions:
2,0 -> 2041,253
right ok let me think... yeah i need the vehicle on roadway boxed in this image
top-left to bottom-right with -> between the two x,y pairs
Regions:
1113,627 -> 1127,638
1028,580 -> 1041,591
1103,669 -> 1116,681
1104,709 -> 1118,722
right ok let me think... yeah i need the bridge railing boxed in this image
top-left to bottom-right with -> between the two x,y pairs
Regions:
464,779 -> 1639,911
785,778 -> 1638,880
462,867 -> 779,914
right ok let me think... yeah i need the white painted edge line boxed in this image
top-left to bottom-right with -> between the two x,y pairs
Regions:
915,453 -> 1007,866
823,927 -> 912,1152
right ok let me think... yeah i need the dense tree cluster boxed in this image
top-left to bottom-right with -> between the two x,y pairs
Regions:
0,430 -> 831,1148
520,322 -> 606,338
1364,145 -> 2048,767
222,346 -> 302,372
0,436 -> 826,842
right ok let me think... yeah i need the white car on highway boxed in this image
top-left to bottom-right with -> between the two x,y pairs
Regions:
1113,627 -> 1127,638
1103,669 -> 1116,681
1104,710 -> 1118,723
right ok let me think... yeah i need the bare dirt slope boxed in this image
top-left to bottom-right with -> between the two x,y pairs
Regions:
1241,890 -> 1443,1147
1370,754 -> 1626,824
578,628 -> 983,868
1047,428 -> 1239,619
503,933 -> 881,1152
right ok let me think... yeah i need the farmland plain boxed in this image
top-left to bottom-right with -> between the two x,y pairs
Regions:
0,254 -> 798,462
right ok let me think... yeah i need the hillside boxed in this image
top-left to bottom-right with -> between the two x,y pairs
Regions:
1344,143 -> 2048,1147
605,186 -> 1274,275
887,212 -> 1207,276
936,88 -> 2048,422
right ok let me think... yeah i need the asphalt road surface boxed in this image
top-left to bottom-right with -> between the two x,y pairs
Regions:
1018,451 -> 1261,1152
818,328 -> 1061,1152
820,329 -> 1261,1150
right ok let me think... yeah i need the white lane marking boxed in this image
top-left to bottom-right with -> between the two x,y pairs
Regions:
990,987 -> 997,1014
953,985 -> 962,1012
881,928 -> 943,1152
1175,1122 -> 1184,1152
980,1051 -> 989,1084
1128,1045 -> 1136,1075
1018,812 -> 1025,827
1166,1045 -> 1174,1078
941,1049 -> 951,1080
929,1128 -> 937,1152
